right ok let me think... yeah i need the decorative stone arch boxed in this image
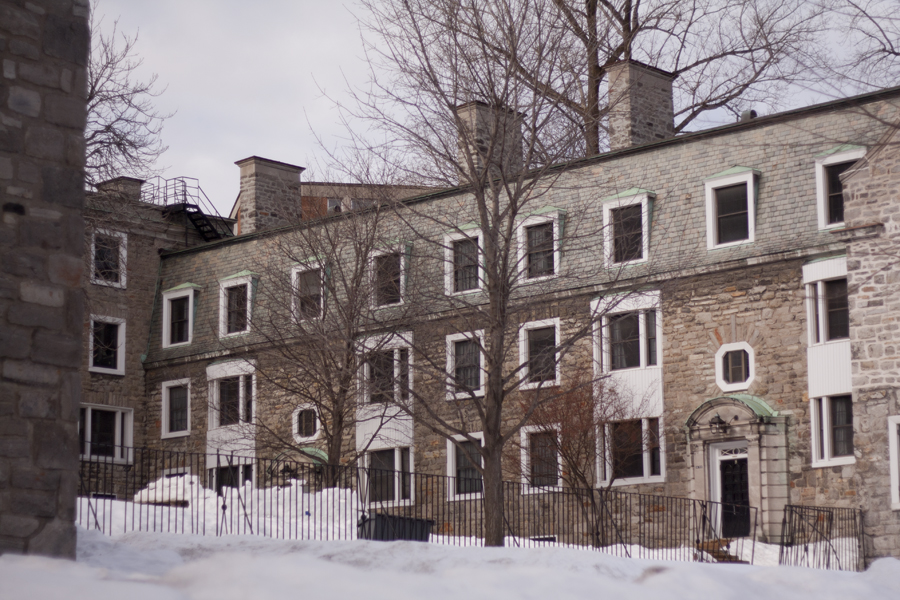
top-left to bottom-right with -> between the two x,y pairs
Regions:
684,394 -> 789,543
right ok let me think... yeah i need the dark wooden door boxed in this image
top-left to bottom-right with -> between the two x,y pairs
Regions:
720,458 -> 750,537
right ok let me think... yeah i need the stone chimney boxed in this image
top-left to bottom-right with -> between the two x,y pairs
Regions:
454,101 -> 523,183
96,176 -> 145,202
607,60 -> 675,151
234,156 -> 305,235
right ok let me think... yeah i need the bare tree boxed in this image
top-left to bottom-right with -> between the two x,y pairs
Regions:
86,8 -> 171,188
825,0 -> 900,92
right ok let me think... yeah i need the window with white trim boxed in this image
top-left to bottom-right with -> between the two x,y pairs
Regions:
517,214 -> 561,281
292,265 -> 323,320
446,330 -> 485,399
599,417 -> 663,485
161,379 -> 190,438
704,169 -> 758,249
373,250 -> 404,306
888,416 -> 900,510
292,405 -> 320,443
811,395 -> 854,467
89,315 -> 125,375
219,275 -> 254,337
518,318 -> 560,388
79,404 -> 133,462
162,287 -> 195,348
361,339 -> 412,405
714,342 -> 755,393
815,147 -> 865,230
447,433 -> 483,499
91,230 -> 126,288
445,230 -> 482,295
520,425 -> 561,490
208,365 -> 255,429
603,192 -> 652,265
366,447 -> 412,505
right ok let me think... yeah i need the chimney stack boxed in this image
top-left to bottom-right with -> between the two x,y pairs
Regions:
234,156 -> 305,235
96,176 -> 145,202
454,101 -> 523,183
607,60 -> 675,151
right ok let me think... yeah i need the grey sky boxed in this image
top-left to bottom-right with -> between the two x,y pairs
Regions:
98,0 -> 367,217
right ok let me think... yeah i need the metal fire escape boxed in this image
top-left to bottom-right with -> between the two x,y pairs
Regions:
142,176 -> 233,242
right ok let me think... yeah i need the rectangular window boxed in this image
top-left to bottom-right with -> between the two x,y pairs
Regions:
715,183 -> 749,245
89,316 -> 125,375
297,409 -> 317,438
528,431 -> 559,487
375,252 -> 402,306
78,405 -> 132,461
295,268 -> 322,320
163,288 -> 195,348
645,310 -> 657,366
611,204 -> 643,263
722,349 -> 749,384
825,279 -> 849,340
454,339 -> 480,392
226,285 -> 248,333
825,162 -> 853,225
365,347 -> 410,404
816,148 -> 864,229
609,313 -> 640,370
217,374 -> 253,427
604,417 -> 663,483
455,440 -> 483,495
888,416 -> 900,510
169,297 -> 189,344
92,231 -> 126,288
812,395 -> 854,466
526,222 -> 554,278
527,327 -> 556,383
162,380 -> 190,438
453,238 -> 479,293
367,447 -> 411,504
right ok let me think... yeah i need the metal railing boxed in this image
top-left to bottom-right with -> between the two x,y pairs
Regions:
779,504 -> 864,571
77,446 -> 755,564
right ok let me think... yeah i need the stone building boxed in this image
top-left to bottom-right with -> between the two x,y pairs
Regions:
76,61 -> 900,561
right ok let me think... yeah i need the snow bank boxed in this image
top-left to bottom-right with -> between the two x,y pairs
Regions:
1,528 -> 898,600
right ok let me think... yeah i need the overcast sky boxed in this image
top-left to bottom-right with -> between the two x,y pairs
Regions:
98,0 -> 368,216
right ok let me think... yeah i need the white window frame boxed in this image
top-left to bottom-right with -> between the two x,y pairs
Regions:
810,395 -> 856,468
520,424 -> 563,493
446,330 -> 486,400
79,403 -> 133,463
88,315 -> 126,376
714,342 -> 756,393
90,229 -> 127,288
598,416 -> 666,487
162,287 -> 195,348
889,415 -> 900,510
218,275 -> 254,338
803,256 -> 848,347
161,378 -> 191,439
364,446 -> 415,507
517,213 -> 562,282
816,147 -> 866,230
207,360 -> 256,430
371,247 -> 407,307
603,192 -> 652,266
704,169 -> 758,250
518,318 -> 561,390
292,262 -> 325,322
292,404 -> 321,443
595,291 -> 661,373
447,432 -> 484,501
358,333 -> 414,405
444,228 -> 484,296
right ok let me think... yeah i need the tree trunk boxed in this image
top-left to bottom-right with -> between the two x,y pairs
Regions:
482,444 -> 505,546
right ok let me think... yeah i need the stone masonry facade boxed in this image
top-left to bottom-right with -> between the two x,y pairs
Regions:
0,0 -> 89,558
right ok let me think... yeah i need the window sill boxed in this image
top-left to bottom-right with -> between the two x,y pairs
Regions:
605,475 -> 665,487
521,484 -> 562,495
219,330 -> 250,339
717,382 -> 751,394
708,238 -> 753,251
90,278 -> 126,289
448,492 -> 484,502
161,431 -> 190,440
446,390 -> 485,401
892,502 -> 900,511
367,499 -> 414,508
609,257 -> 648,268
607,365 -> 661,374
811,456 -> 856,468
292,435 -> 321,444
819,221 -> 845,231
162,341 -> 191,350
809,338 -> 850,348
89,366 -> 125,377
519,380 -> 560,391
80,454 -> 132,465
522,273 -> 558,284
447,288 -> 483,297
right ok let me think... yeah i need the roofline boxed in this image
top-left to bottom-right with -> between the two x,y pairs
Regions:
161,85 -> 900,259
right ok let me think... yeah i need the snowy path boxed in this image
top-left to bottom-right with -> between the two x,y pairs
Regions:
1,528 -> 898,600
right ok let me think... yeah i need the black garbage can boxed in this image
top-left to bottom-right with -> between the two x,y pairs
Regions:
358,512 -> 435,542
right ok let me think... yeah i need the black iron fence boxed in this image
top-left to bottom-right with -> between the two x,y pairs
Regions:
78,447 -> 755,564
779,504 -> 864,571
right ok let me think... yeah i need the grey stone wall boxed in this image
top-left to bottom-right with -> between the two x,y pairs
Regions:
454,101 -> 523,182
843,128 -> 900,561
607,61 -> 675,151
235,156 -> 304,234
0,0 -> 89,558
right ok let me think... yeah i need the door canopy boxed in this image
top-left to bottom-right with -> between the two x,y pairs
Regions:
685,394 -> 779,430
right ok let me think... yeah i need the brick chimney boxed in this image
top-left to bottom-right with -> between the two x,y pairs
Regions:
96,176 -> 145,202
607,60 -> 675,151
454,101 -> 523,183
234,156 -> 305,234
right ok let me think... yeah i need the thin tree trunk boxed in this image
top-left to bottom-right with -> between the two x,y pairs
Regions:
482,444 -> 505,546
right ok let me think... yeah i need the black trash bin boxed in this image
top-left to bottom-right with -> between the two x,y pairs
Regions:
358,512 -> 435,542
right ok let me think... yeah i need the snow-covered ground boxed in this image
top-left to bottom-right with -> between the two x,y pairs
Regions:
0,528 -> 898,600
